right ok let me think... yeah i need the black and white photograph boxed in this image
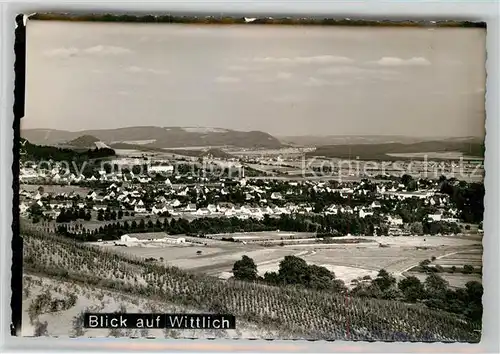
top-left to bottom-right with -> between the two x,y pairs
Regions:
17,13 -> 485,341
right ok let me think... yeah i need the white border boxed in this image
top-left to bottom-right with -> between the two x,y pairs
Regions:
1,1 -> 499,353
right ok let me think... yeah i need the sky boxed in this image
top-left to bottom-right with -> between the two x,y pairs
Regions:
25,20 -> 486,137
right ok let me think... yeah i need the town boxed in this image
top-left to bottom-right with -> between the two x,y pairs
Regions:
20,150 -> 483,238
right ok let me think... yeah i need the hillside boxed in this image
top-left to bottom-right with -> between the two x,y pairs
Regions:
19,138 -> 115,162
22,226 -> 481,341
22,274 -> 275,338
21,127 -> 283,149
308,141 -> 485,161
65,135 -> 100,148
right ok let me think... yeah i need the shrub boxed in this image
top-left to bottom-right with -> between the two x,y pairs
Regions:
463,265 -> 474,274
34,320 -> 49,337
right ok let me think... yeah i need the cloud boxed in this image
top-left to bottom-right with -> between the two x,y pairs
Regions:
83,45 -> 132,55
44,47 -> 79,58
253,55 -> 353,65
125,66 -> 169,75
276,72 -> 293,80
371,57 -> 431,66
304,77 -> 331,87
44,45 -> 132,58
248,72 -> 293,83
228,65 -> 253,72
271,94 -> 305,103
318,65 -> 401,81
214,76 -> 241,84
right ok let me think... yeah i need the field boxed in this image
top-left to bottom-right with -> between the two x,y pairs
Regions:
22,228 -> 481,341
405,272 -> 482,289
95,232 -> 482,288
404,248 -> 483,288
386,152 -> 482,160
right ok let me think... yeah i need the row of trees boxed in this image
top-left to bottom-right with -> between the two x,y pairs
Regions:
233,255 -> 347,292
56,208 -> 91,223
96,208 -> 124,221
56,212 -> 466,242
351,270 -> 483,325
232,255 -> 483,326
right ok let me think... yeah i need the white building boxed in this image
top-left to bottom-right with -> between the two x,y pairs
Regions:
270,192 -> 283,200
359,209 -> 374,218
150,165 -> 174,174
387,215 -> 404,225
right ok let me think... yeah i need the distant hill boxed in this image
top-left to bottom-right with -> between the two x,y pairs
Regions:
201,148 -> 233,159
22,127 -> 283,149
308,140 -> 485,160
65,135 -> 100,147
279,135 -> 484,147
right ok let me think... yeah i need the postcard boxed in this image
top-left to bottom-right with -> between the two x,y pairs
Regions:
14,14 -> 485,342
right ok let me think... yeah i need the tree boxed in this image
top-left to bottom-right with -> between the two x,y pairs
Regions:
464,281 -> 483,323
398,276 -> 425,302
410,222 -> 424,235
307,264 -> 335,291
262,271 -> 280,285
232,255 -> 258,281
463,264 -> 475,274
373,269 -> 396,292
424,273 -> 448,297
278,256 -> 310,286
401,174 -> 413,188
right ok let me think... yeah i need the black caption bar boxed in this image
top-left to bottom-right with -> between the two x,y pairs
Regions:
84,313 -> 236,329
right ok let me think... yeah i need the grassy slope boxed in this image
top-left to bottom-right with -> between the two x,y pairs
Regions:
22,227 -> 481,342
22,274 -> 274,338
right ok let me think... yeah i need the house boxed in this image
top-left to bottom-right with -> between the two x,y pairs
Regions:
387,215 -> 403,225
185,204 -> 197,212
150,165 -> 174,174
194,208 -> 209,216
270,192 -> 283,200
87,191 -> 97,200
19,203 -> 29,214
43,210 -> 60,219
341,206 -> 354,214
207,204 -> 218,213
371,201 -> 382,209
428,211 -> 442,222
326,205 -> 339,215
359,208 -> 374,218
